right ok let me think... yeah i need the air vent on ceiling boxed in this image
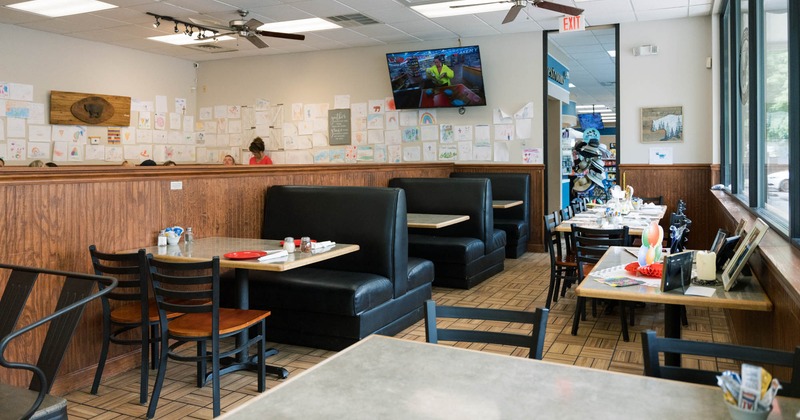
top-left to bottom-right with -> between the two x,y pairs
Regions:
183,44 -> 239,53
325,13 -> 380,27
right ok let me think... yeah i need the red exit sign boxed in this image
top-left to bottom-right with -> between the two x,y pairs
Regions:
560,15 -> 585,33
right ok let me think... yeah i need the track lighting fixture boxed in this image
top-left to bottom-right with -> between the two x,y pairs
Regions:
147,12 -> 219,40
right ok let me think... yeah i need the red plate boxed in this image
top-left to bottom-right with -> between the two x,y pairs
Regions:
223,250 -> 268,260
280,239 -> 316,246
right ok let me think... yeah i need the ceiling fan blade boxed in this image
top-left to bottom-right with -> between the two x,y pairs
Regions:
451,0 -> 510,9
244,18 -> 264,31
246,34 -> 269,48
502,4 -> 525,24
535,1 -> 583,16
255,30 -> 306,41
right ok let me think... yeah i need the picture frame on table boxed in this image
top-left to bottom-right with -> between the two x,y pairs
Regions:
641,106 -> 683,143
721,218 -> 769,291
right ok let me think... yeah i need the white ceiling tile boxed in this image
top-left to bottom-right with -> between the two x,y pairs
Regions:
636,7 -> 688,21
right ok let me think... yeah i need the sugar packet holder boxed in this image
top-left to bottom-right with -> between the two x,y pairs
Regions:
716,364 -> 782,412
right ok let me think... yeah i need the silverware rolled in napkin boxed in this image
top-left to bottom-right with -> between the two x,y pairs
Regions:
258,250 -> 289,262
311,241 -> 335,250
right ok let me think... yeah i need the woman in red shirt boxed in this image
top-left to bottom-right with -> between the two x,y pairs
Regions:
248,137 -> 273,165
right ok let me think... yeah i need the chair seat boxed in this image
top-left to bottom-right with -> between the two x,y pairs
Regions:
168,309 -> 270,337
556,256 -> 576,267
0,382 -> 67,420
109,299 -> 183,324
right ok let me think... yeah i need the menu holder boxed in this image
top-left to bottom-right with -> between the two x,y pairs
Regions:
660,251 -> 694,293
721,218 -> 769,291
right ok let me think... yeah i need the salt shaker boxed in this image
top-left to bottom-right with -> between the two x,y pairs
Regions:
300,236 -> 312,253
157,230 -> 167,247
185,227 -> 194,243
283,237 -> 296,253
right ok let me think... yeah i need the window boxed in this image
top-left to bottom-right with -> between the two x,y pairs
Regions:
762,2 -> 789,222
720,0 -> 796,240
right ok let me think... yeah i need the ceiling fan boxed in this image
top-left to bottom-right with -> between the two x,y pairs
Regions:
452,0 -> 584,24
187,9 -> 305,48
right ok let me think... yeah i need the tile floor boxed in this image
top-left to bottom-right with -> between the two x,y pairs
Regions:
64,251 -> 732,419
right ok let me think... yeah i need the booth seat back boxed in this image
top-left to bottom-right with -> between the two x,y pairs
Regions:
387,178 -> 497,253
262,185 -> 409,297
450,172 -> 530,224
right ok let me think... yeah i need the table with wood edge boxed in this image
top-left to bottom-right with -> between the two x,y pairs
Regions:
573,246 -> 772,366
407,213 -> 470,229
132,237 -> 360,379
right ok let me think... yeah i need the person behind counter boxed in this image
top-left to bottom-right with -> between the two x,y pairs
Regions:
0,158 -> 4,167
223,155 -> 236,166
29,160 -> 45,167
140,159 -> 157,166
248,137 -> 273,165
163,160 -> 177,166
425,55 -> 454,87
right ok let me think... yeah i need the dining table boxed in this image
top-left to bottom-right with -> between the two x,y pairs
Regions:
492,199 -> 523,209
556,204 -> 668,236
407,213 -> 470,229
573,246 -> 772,365
219,335 -> 800,419
135,236 -> 360,378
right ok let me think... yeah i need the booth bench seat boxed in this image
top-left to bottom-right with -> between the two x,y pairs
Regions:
225,185 -> 434,351
451,172 -> 531,258
388,177 -> 506,289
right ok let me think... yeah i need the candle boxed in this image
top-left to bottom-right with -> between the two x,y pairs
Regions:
622,172 -> 626,189
696,251 -> 716,281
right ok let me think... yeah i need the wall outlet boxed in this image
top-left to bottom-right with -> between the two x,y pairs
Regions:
170,181 -> 182,190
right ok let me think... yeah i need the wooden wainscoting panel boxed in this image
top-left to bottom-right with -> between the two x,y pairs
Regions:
0,163 -> 458,392
618,164 -> 715,250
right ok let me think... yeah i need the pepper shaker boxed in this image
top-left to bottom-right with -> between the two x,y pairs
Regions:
300,237 -> 312,253
185,227 -> 194,243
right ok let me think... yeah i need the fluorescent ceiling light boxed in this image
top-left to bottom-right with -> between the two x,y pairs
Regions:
607,50 -> 616,57
258,18 -> 340,33
7,0 -> 116,17
412,0 -> 509,18
149,34 -> 235,46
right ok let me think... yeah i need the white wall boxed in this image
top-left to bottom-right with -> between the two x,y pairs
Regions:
197,32 -> 545,163
1,17 -> 716,166
0,23 -> 196,165
619,17 -> 713,164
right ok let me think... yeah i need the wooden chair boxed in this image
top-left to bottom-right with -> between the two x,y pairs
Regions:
570,225 -> 637,341
424,300 -> 549,360
145,255 -> 270,418
89,245 -> 184,404
0,263 -> 116,420
641,330 -> 800,397
543,213 -> 577,309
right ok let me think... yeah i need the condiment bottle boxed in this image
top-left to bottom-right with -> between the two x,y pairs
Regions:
157,230 -> 167,247
185,227 -> 194,243
300,237 -> 312,253
283,237 -> 296,253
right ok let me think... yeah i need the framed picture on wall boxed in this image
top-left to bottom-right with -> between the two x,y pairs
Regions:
641,106 -> 683,143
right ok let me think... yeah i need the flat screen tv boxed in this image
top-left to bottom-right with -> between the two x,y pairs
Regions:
578,113 -> 604,130
386,45 -> 487,110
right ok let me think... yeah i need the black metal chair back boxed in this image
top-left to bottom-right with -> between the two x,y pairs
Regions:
543,213 -> 577,308
641,330 -> 800,397
424,300 -> 549,360
88,245 -> 154,404
145,254 -> 268,418
570,225 -> 634,341
0,263 -> 116,419
572,225 -> 631,278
